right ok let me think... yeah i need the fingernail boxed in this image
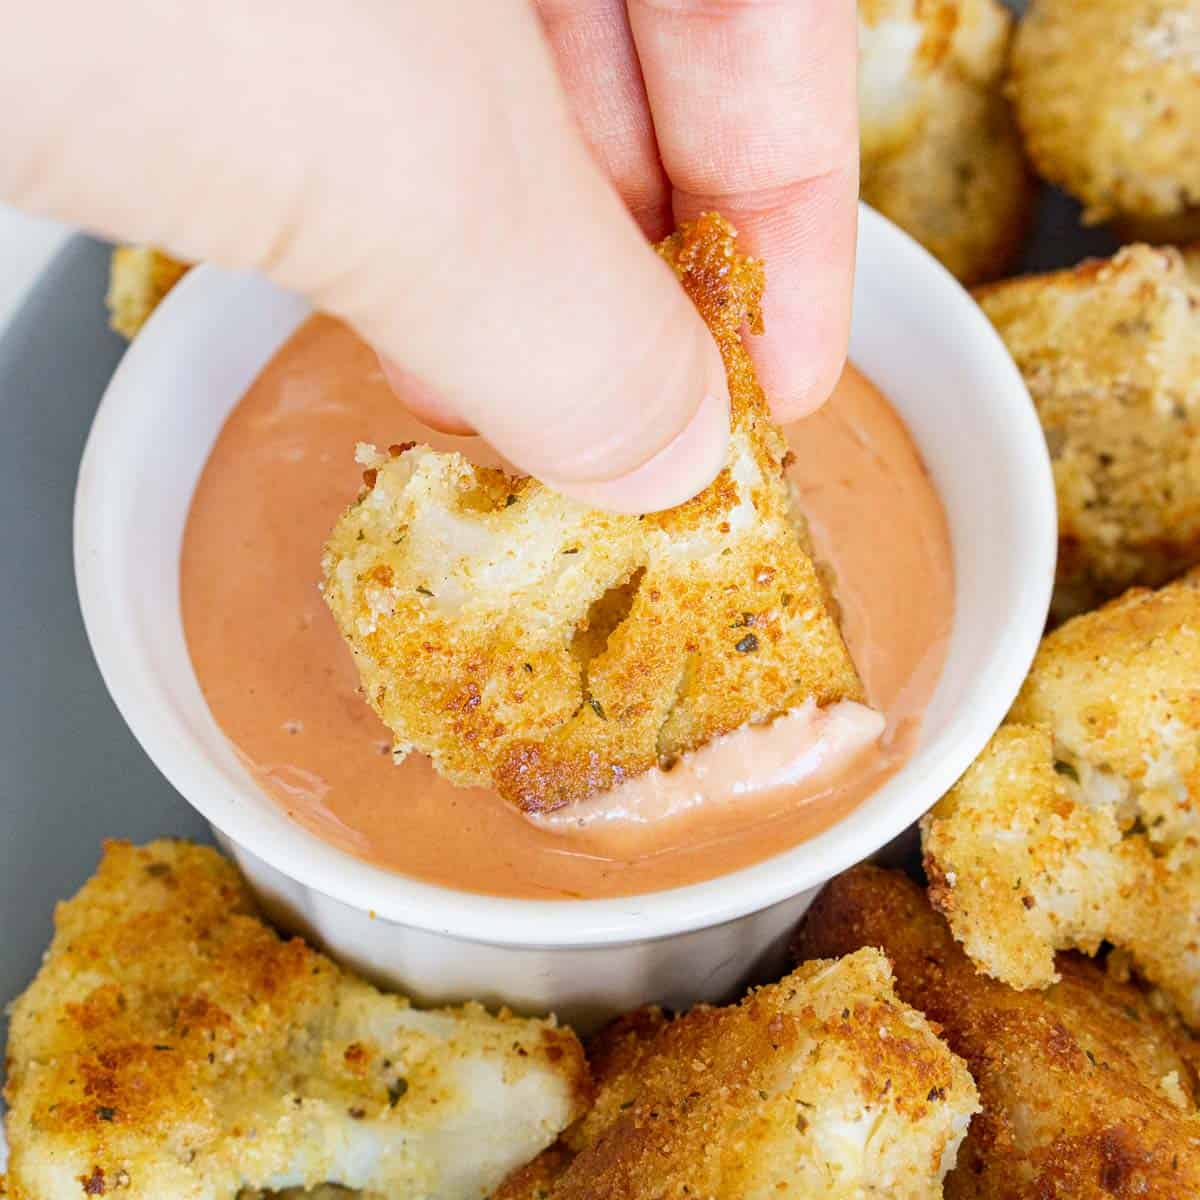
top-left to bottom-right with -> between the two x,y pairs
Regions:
752,308 -> 849,424
378,353 -> 476,435
544,391 -> 731,515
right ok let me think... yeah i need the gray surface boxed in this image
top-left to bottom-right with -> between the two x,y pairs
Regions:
0,237 -> 211,1062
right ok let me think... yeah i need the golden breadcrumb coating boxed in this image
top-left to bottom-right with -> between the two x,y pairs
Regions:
976,246 -> 1200,620
796,866 -> 1200,1200
1010,569 -> 1200,851
322,214 -> 863,813
922,571 -> 1200,1024
858,0 -> 1033,284
1011,0 -> 1200,239
494,948 -> 978,1200
105,246 -> 189,338
923,723 -> 1200,1023
2,841 -> 588,1200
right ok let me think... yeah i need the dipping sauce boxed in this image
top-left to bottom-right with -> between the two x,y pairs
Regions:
181,316 -> 953,899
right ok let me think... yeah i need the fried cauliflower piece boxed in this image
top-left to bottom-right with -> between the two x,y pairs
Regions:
494,948 -> 978,1200
862,74 -> 1034,286
923,723 -> 1200,1023
920,570 -> 1200,1023
322,214 -> 863,813
858,0 -> 1033,284
796,866 -> 1200,1199
2,840 -> 588,1200
1011,0 -> 1200,241
105,246 -> 189,338
976,246 -> 1200,620
1010,569 -> 1200,851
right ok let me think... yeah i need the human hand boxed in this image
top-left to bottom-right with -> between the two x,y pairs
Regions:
1,0 -> 857,512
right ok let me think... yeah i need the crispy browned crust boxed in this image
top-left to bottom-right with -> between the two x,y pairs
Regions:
105,246 -> 189,338
1011,0 -> 1200,234
920,571 -> 1200,1024
321,214 -> 862,812
796,866 -> 1200,1199
976,246 -> 1200,620
3,840 -> 588,1200
494,949 -> 978,1200
858,0 -> 1033,284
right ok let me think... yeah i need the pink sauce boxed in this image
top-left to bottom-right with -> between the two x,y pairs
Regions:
530,700 -> 887,845
181,316 -> 953,899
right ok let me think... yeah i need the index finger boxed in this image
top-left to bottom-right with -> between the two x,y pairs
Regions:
627,0 -> 859,420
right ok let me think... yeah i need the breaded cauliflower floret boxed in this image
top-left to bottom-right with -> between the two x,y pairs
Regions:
1010,569 -> 1200,850
322,215 -> 863,813
922,570 -> 1200,1024
976,246 -> 1200,620
858,0 -> 1033,284
3,841 -> 588,1200
494,948 -> 978,1200
1011,0 -> 1200,241
797,866 -> 1200,1200
858,0 -> 1009,159
105,245 -> 189,338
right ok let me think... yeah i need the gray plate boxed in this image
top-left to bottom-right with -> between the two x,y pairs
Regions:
0,238 -> 211,1068
0,184 -> 1111,1075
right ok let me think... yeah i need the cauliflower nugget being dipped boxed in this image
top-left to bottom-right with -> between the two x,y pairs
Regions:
2,841 -> 588,1200
322,215 -> 864,814
857,0 -> 1033,284
976,245 -> 1200,620
797,866 -> 1200,1200
1011,0 -> 1200,242
922,569 -> 1200,1025
495,948 -> 978,1200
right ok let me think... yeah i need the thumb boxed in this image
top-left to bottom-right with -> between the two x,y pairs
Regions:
306,9 -> 733,514
369,189 -> 733,514
0,0 -> 729,514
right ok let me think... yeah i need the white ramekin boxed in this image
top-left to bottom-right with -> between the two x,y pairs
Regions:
74,206 -> 1055,1028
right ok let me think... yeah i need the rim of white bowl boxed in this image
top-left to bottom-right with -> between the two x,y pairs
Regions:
75,206 -> 1056,948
